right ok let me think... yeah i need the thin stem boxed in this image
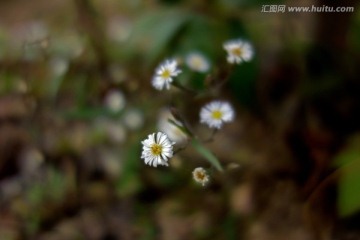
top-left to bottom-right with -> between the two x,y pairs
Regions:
171,81 -> 197,94
305,158 -> 360,207
305,168 -> 339,207
174,140 -> 190,155
168,119 -> 194,138
202,128 -> 218,143
214,64 -> 235,90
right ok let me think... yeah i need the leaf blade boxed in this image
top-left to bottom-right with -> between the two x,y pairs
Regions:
191,139 -> 223,172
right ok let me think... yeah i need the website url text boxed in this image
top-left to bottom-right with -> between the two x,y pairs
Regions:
261,5 -> 354,13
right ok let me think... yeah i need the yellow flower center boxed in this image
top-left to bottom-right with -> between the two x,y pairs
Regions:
211,110 -> 223,120
195,171 -> 206,181
191,57 -> 203,68
151,143 -> 163,156
231,47 -> 243,57
161,69 -> 171,79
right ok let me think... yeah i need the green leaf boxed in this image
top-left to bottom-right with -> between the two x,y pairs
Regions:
337,160 -> 360,217
334,136 -> 360,217
334,149 -> 360,167
61,107 -> 123,120
168,119 -> 193,137
191,138 -> 223,172
126,9 -> 191,65
177,15 -> 226,59
228,61 -> 259,110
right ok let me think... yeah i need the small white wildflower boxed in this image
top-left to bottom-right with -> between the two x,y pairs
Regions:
123,109 -> 144,130
49,57 -> 69,78
99,150 -> 122,178
192,167 -> 209,186
27,21 -> 48,42
223,39 -> 254,64
185,52 -> 210,73
94,118 -> 126,143
157,109 -> 187,144
152,59 -> 181,90
108,124 -> 126,143
107,17 -> 131,42
19,148 -> 44,176
104,90 -> 126,113
15,79 -> 28,93
200,101 -> 235,129
141,132 -> 175,167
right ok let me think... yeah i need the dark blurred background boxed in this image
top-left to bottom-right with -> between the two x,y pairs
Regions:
0,0 -> 360,239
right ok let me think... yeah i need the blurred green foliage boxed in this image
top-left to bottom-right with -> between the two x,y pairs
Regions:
191,139 -> 223,172
0,0 -> 360,238
334,136 -> 360,217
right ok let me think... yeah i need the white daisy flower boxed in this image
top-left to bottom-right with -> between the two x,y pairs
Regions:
104,90 -> 126,113
123,109 -> 144,130
157,109 -> 187,144
223,39 -> 254,64
185,52 -> 210,73
141,132 -> 175,167
200,101 -> 235,129
192,167 -> 209,186
152,59 -> 181,90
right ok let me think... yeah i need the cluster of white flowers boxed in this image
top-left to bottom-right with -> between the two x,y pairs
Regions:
142,37 -> 253,186
141,100 -> 234,167
151,38 -> 253,92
